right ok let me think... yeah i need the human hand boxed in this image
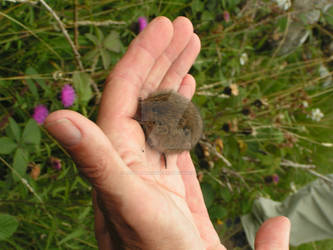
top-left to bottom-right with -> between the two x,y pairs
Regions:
45,16 -> 290,250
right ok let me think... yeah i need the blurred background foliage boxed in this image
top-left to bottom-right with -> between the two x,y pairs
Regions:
0,0 -> 333,249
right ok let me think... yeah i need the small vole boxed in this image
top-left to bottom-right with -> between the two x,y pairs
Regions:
135,90 -> 203,166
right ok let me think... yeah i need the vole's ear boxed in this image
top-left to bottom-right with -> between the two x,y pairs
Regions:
183,127 -> 191,137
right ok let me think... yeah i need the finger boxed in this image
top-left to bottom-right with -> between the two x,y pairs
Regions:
98,16 -> 173,128
177,74 -> 196,99
207,244 -> 227,250
44,111 -> 173,248
142,16 -> 194,94
177,152 -> 221,249
159,33 -> 201,91
93,190 -> 115,250
177,152 -> 209,217
255,216 -> 290,250
44,110 -> 141,195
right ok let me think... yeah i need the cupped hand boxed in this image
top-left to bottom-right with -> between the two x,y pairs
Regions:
45,16 -> 290,250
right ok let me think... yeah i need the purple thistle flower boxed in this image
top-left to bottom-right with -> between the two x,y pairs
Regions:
223,11 -> 230,22
50,157 -> 62,171
272,174 -> 279,184
138,17 -> 148,32
61,84 -> 76,107
32,105 -> 49,125
264,174 -> 280,185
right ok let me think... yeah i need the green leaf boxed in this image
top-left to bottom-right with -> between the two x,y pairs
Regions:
207,0 -> 217,11
324,6 -> 333,26
8,118 -> 21,142
191,0 -> 204,15
85,33 -> 99,45
78,206 -> 91,222
100,48 -> 111,69
0,137 -> 17,154
201,11 -> 214,21
201,182 -> 215,208
209,205 -> 227,219
58,229 -> 86,245
83,48 -> 99,63
25,67 -> 48,94
104,31 -> 122,53
0,80 -> 10,87
26,78 -> 39,99
221,188 -> 232,202
277,16 -> 288,32
0,214 -> 19,241
12,148 -> 29,181
73,72 -> 93,105
22,119 -> 41,145
95,27 -> 104,43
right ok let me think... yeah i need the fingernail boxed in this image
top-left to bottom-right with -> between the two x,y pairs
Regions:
45,118 -> 82,147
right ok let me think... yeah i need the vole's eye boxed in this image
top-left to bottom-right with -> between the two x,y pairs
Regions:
178,117 -> 186,127
156,123 -> 168,135
183,126 -> 191,136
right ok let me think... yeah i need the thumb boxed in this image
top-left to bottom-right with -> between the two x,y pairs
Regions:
44,110 -> 135,194
255,216 -> 290,250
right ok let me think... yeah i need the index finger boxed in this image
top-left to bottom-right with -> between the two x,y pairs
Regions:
98,17 -> 174,127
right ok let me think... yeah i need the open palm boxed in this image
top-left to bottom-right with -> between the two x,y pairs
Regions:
45,16 -> 290,250
95,16 -> 222,250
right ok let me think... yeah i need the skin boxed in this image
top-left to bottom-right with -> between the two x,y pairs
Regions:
45,16 -> 290,250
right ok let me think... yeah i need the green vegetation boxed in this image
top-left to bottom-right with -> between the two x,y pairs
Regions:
1,0 -> 332,249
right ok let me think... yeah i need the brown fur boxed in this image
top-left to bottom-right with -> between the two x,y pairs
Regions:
135,90 -> 203,154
